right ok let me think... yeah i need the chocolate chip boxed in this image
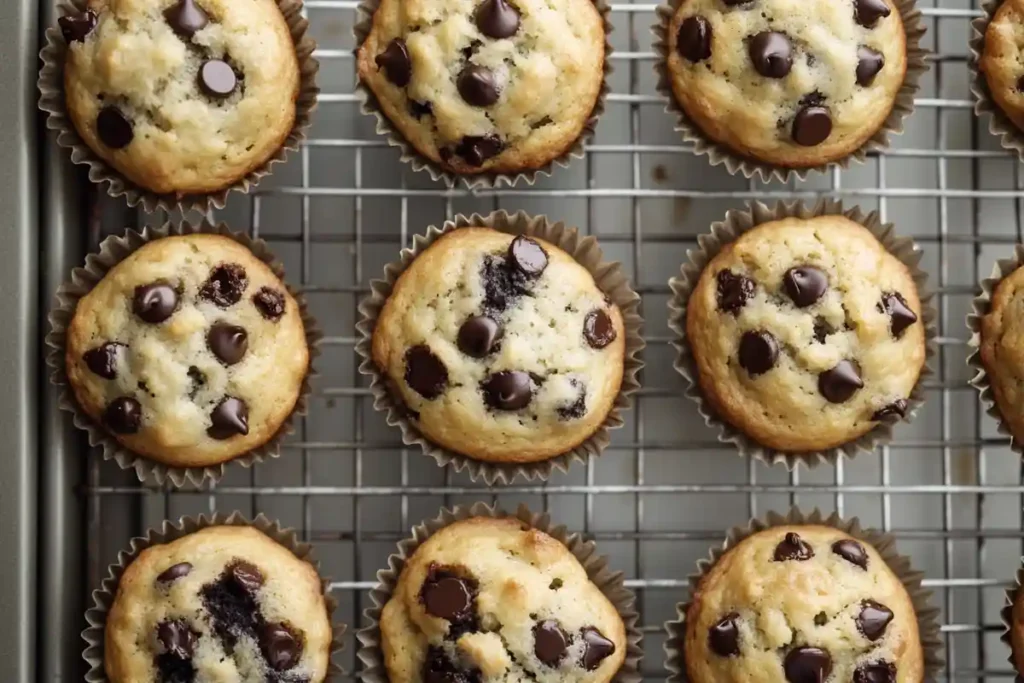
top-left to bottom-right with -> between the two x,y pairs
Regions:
507,235 -> 548,277
738,330 -> 779,376
96,106 -> 134,149
584,309 -> 617,349
792,105 -> 832,146
227,559 -> 264,593
405,345 -> 448,399
784,647 -> 832,683
722,0 -> 749,5
878,292 -> 917,338
409,100 -> 433,118
261,622 -> 303,671
857,600 -> 893,641
716,270 -> 755,314
133,281 -> 177,323
200,263 -> 248,307
164,0 -> 209,37
482,370 -> 533,411
207,397 -> 249,439
157,619 -> 197,659
452,134 -> 504,166
557,378 -> 587,420
376,38 -> 412,87
207,322 -> 248,365
872,399 -> 907,421
59,10 -> 97,43
1018,76 -> 1024,93
475,0 -> 520,38
832,539 -> 868,569
199,59 -> 237,98
783,266 -> 828,307
157,562 -> 193,584
422,568 -> 476,622
854,0 -> 891,27
749,32 -> 792,79
818,360 -> 863,403
853,662 -> 896,683
814,612 -> 828,626
104,397 -> 142,434
83,342 -> 125,380
708,613 -> 740,656
423,646 -> 480,683
856,46 -> 885,86
458,316 -> 503,357
457,65 -> 500,107
187,366 -> 206,398
774,532 -> 814,561
580,627 -> 615,670
677,16 -> 712,63
252,286 -> 286,320
534,620 -> 568,666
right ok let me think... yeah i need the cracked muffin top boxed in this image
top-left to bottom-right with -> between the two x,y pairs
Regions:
355,0 -> 605,176
683,525 -> 923,683
380,516 -> 627,683
978,260 -> 1024,445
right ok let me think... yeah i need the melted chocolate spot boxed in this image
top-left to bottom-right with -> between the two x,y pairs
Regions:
832,539 -> 868,569
157,562 -> 193,584
200,560 -> 263,648
200,263 -> 248,308
97,106 -> 134,149
584,309 -> 617,349
376,38 -> 412,87
774,532 -> 814,561
405,345 -> 448,399
784,647 -> 832,683
534,620 -> 568,666
104,397 -> 142,434
853,662 -> 896,683
557,378 -> 587,420
717,270 -> 755,314
677,16 -> 712,63
157,619 -> 197,660
507,235 -> 548,276
423,646 -> 481,683
83,342 -> 125,380
59,10 -> 97,43
855,0 -> 891,27
260,622 -> 303,671
458,315 -> 503,357
708,612 -> 740,656
452,134 -> 504,166
253,286 -> 286,320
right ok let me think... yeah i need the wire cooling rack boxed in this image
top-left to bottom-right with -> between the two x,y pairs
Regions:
77,0 -> 1024,680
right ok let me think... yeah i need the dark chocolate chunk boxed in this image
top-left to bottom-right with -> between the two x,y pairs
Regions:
507,235 -> 548,276
207,396 -> 249,439
792,105 -> 832,146
453,134 -> 504,166
423,646 -> 481,683
738,330 -> 779,377
157,619 -> 197,659
59,10 -> 97,43
856,46 -> 885,86
814,612 -> 828,626
83,342 -> 125,380
200,561 -> 262,647
228,560 -> 264,594
749,31 -> 792,79
97,106 -> 134,149
716,270 -> 755,314
199,59 -> 237,98
534,620 -> 569,666
878,292 -> 917,338
405,345 -> 448,399
831,539 -> 868,569
784,647 -> 832,683
200,263 -> 248,307
157,562 -> 193,584
164,0 -> 209,38
260,622 -> 303,671
133,281 -> 178,323
156,651 -> 195,683
857,600 -> 893,641
854,0 -> 891,27
1018,75 -> 1024,93
376,38 -> 412,87
104,397 -> 142,434
207,322 -> 248,365
481,253 -> 530,311
871,399 -> 907,421
580,627 -> 615,670
458,315 -> 503,357
584,309 -> 617,349
410,99 -> 434,118
783,266 -> 828,307
708,612 -> 740,657
457,65 -> 500,107
853,662 -> 896,683
677,15 -> 712,63
482,370 -> 533,411
421,565 -> 477,626
773,531 -> 814,561
253,286 -> 286,320
818,360 -> 863,403
475,0 -> 520,38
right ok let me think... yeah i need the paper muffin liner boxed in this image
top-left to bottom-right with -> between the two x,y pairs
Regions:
667,198 -> 938,469
355,210 -> 645,484
82,512 -> 345,682
969,0 -> 1024,161
356,502 -> 643,683
45,220 -> 322,488
663,507 -> 944,683
352,0 -> 612,189
38,0 -> 320,213
651,0 -> 928,183
1000,565 -> 1024,677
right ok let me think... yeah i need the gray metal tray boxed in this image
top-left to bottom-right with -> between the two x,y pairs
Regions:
23,0 -> 1024,681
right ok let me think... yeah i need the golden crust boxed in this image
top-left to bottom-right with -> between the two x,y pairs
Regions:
978,264 -> 1024,443
982,0 -> 1024,134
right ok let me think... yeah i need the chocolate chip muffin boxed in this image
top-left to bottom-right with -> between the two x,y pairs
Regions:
975,261 -> 1024,445
104,525 -> 332,682
355,0 -> 605,176
380,516 -> 626,683
684,525 -> 923,683
980,0 -> 1024,141
64,233 -> 309,469
685,215 -> 926,452
371,227 -> 625,464
663,0 -> 906,168
58,0 -> 300,195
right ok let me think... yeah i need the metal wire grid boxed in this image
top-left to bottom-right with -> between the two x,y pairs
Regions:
73,0 -> 1024,681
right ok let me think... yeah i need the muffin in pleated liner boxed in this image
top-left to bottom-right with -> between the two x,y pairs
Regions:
662,507 -> 944,683
356,502 -> 644,683
82,512 -> 345,683
37,0 -> 320,213
355,210 -> 644,485
352,0 -> 612,190
667,199 -> 937,469
1000,565 -> 1024,677
970,0 -> 1024,161
45,220 -> 322,488
651,0 -> 927,183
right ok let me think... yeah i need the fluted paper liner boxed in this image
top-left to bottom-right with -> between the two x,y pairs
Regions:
667,199 -> 937,469
970,0 -> 1024,161
356,503 -> 643,683
355,210 -> 645,484
352,0 -> 612,189
82,512 -> 345,682
1000,565 -> 1024,677
663,507 -> 944,683
45,221 -> 322,488
651,0 -> 928,182
38,0 -> 319,213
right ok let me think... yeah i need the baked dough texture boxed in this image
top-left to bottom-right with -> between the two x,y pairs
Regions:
982,0 -> 1024,138
978,262 -> 1024,444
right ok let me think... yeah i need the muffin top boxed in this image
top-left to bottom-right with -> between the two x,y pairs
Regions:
978,262 -> 1024,444
355,0 -> 605,175
59,0 -> 300,195
684,525 -> 923,683
1010,583 -> 1024,675
380,516 -> 626,683
981,0 -> 1024,135
685,215 -> 926,452
664,0 -> 906,168
104,525 -> 332,683
64,233 -> 308,468
371,227 -> 625,464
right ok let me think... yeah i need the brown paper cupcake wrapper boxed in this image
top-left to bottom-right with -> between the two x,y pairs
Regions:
1000,565 -> 1024,677
651,0 -> 928,183
355,210 -> 645,484
356,502 -> 643,683
352,1 -> 612,189
969,0 -> 1024,160
663,507 -> 944,683
82,512 -> 346,682
667,198 -> 938,469
38,0 -> 319,213
45,220 -> 323,488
